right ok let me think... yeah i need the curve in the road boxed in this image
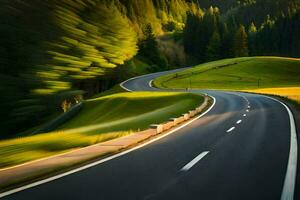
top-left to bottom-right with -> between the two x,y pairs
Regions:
0,68 -> 298,200
122,70 -> 298,200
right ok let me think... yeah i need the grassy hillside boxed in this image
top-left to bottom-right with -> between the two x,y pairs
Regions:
58,92 -> 203,134
154,57 -> 300,90
0,92 -> 203,168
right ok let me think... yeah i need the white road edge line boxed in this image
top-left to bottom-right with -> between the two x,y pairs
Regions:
243,114 -> 247,117
262,96 -> 298,200
120,73 -> 155,92
181,151 -> 210,172
149,80 -> 153,88
226,91 -> 297,199
246,109 -> 250,112
236,120 -> 242,124
0,93 -> 216,199
228,91 -> 298,199
227,127 -> 235,133
120,69 -> 184,92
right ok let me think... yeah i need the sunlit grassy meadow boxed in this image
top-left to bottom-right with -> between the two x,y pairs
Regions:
154,57 -> 300,90
0,92 -> 203,168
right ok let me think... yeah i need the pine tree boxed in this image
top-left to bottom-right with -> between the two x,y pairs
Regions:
198,6 -> 220,61
248,22 -> 257,55
233,25 -> 249,57
139,24 -> 167,69
184,12 -> 199,56
220,22 -> 234,58
206,31 -> 221,61
141,24 -> 157,54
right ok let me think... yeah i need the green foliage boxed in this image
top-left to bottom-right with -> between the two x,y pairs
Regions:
206,31 -> 222,61
158,34 -> 187,67
224,0 -> 300,27
0,0 -> 206,136
197,0 -> 239,12
184,7 -> 225,61
120,0 -> 191,36
0,0 -> 138,135
184,0 -> 300,61
139,24 -> 168,71
248,22 -> 257,55
253,11 -> 300,57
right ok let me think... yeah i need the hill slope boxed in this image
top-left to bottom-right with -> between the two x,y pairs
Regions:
58,92 -> 203,134
154,57 -> 300,90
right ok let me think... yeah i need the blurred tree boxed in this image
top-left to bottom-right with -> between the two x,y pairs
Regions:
0,0 -> 138,135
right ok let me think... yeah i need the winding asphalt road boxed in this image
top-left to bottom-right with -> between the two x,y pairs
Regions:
1,69 -> 298,200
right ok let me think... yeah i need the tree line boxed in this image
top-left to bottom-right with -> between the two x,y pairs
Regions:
184,6 -> 249,61
183,0 -> 300,62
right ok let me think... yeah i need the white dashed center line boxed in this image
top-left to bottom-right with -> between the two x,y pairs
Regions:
181,151 -> 210,172
227,127 -> 235,133
224,94 -> 249,135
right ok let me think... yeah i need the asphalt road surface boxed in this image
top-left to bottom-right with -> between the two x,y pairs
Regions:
1,69 -> 298,200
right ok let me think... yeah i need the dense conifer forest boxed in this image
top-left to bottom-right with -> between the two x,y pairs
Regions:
1,0 -> 300,135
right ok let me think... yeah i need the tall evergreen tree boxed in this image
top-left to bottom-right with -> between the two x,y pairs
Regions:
233,25 -> 249,57
248,22 -> 257,55
206,31 -> 222,60
184,12 -> 201,57
139,24 -> 168,70
220,22 -> 234,58
197,6 -> 220,61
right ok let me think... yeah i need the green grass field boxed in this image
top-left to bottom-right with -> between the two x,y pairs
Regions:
0,92 -> 203,168
154,57 -> 300,90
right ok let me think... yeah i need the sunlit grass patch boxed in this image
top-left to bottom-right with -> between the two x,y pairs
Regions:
245,87 -> 300,102
0,131 -> 130,168
58,92 -> 203,132
0,92 -> 203,168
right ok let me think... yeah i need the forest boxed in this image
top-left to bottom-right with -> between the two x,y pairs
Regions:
1,0 -> 300,136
